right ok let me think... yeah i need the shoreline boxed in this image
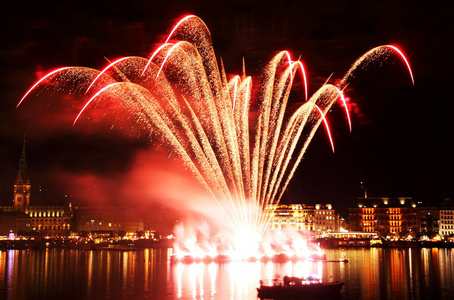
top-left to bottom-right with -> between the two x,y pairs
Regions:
2,238 -> 454,251
316,238 -> 454,249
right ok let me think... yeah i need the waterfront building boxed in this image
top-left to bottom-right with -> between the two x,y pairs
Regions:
141,206 -> 180,238
0,140 -> 74,237
73,205 -> 181,238
28,205 -> 73,236
1,202 -> 73,237
440,209 -> 454,236
265,203 -> 337,236
13,139 -> 31,214
74,206 -> 144,236
0,211 -> 30,236
439,198 -> 454,236
1,139 -> 181,238
0,140 -> 32,236
418,206 -> 440,235
349,197 -> 419,237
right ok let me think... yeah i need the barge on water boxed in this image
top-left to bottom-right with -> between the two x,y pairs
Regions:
257,276 -> 344,299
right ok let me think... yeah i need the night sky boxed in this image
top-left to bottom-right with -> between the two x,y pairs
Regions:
0,0 -> 452,217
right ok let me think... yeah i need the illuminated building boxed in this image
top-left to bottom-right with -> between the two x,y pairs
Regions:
141,206 -> 180,237
418,206 -> 440,234
265,204 -> 337,236
1,139 -> 180,238
0,140 -> 73,237
13,139 -> 31,214
440,210 -> 454,236
417,199 -> 454,238
74,205 -> 180,238
0,211 -> 30,236
349,197 -> 418,236
439,198 -> 454,236
74,206 -> 144,236
28,205 -> 73,236
0,139 -> 32,236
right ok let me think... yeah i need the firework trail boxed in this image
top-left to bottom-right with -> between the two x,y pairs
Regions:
18,15 -> 413,259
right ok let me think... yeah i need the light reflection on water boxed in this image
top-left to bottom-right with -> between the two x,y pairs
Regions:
0,247 -> 453,300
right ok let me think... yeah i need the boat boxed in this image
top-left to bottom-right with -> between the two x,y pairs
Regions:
324,257 -> 349,263
257,276 -> 344,299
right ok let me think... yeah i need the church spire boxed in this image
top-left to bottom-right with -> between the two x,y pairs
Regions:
16,137 -> 30,185
14,137 -> 31,213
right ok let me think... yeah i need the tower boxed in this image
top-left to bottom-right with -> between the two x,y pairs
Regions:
14,138 -> 30,214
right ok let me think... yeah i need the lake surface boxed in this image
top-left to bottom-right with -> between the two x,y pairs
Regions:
1,247 -> 453,300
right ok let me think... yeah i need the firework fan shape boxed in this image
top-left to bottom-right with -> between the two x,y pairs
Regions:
19,15 -> 413,259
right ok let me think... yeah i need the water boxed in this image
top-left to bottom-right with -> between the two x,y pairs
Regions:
1,247 -> 453,300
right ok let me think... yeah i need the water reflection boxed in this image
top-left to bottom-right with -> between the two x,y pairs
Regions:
0,248 -> 453,299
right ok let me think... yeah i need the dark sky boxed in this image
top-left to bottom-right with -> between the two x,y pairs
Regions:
1,0 -> 452,216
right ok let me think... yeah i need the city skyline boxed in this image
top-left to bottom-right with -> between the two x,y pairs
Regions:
0,1 -> 451,217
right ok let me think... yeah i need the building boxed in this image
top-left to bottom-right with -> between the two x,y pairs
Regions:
0,211 -> 31,237
0,139 -> 32,236
28,205 -> 73,236
141,206 -> 180,237
1,139 -> 183,238
265,203 -> 337,236
440,209 -> 454,236
73,205 -> 181,238
349,197 -> 419,237
0,140 -> 74,237
439,199 -> 454,237
74,206 -> 144,236
418,206 -> 440,235
13,139 -> 31,214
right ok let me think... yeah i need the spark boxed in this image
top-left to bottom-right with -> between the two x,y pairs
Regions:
340,44 -> 415,89
243,77 -> 251,118
314,104 -> 335,153
284,52 -> 308,101
165,14 -> 197,44
335,87 -> 352,132
283,51 -> 295,91
73,82 -> 122,126
231,75 -> 240,110
387,45 -> 415,85
156,42 -> 185,79
141,43 -> 171,76
295,60 -> 308,101
17,67 -> 72,108
85,56 -> 132,94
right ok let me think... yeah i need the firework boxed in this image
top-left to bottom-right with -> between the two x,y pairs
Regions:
19,15 -> 413,261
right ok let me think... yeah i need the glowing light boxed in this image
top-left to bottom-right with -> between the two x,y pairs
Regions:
165,15 -> 197,44
141,43 -> 171,76
156,42 -> 185,78
85,56 -> 132,94
314,105 -> 335,153
388,45 -> 415,85
335,88 -> 352,132
73,82 -> 122,125
231,75 -> 240,110
283,52 -> 308,101
17,67 -> 72,108
295,60 -> 308,101
284,50 -> 293,83
340,44 -> 414,89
